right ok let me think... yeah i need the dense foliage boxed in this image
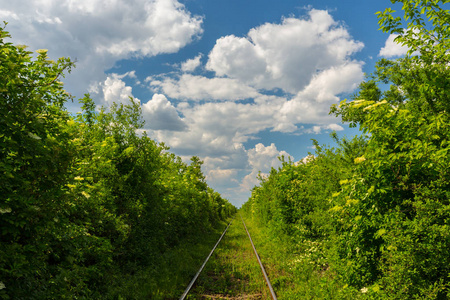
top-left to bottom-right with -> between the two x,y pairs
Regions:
0,23 -> 236,299
243,0 -> 450,298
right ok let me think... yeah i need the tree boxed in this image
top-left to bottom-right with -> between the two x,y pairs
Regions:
0,23 -> 237,299
0,22 -> 80,298
329,0 -> 450,297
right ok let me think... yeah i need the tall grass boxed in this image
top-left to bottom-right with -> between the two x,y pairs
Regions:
105,218 -> 233,299
242,216 -> 366,299
188,216 -> 270,299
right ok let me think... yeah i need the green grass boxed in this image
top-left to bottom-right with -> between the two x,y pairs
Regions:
104,219 -> 234,299
187,216 -> 270,299
104,215 -> 367,299
241,216 -> 367,300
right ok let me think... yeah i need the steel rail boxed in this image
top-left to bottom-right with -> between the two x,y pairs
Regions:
241,215 -> 278,300
179,219 -> 233,300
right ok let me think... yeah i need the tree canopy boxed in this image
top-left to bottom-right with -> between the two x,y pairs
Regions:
243,0 -> 450,298
0,23 -> 236,299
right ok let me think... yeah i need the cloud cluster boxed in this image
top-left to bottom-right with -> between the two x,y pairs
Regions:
379,34 -> 408,57
0,0 -> 203,97
91,72 -> 138,105
144,10 -> 365,205
142,94 -> 187,131
1,2 -> 370,206
181,54 -> 203,73
108,9 -> 364,205
206,9 -> 364,93
149,74 -> 260,101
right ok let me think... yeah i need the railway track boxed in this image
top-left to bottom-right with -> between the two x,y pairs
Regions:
180,215 -> 277,300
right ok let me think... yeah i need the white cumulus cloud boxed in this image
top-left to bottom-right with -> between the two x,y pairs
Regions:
89,71 -> 139,106
205,169 -> 238,186
142,9 -> 365,205
206,9 -> 364,93
1,0 -> 203,101
304,123 -> 344,134
102,74 -> 136,105
150,74 -> 260,101
89,75 -> 186,131
181,54 -> 203,72
276,63 -> 364,130
142,94 -> 187,131
379,34 -> 410,57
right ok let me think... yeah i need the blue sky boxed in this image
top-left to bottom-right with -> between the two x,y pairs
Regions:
1,0 -> 409,207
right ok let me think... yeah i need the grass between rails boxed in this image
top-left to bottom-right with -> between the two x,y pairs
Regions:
105,218 -> 234,300
104,213 -> 367,299
241,217 -> 367,299
187,216 -> 271,299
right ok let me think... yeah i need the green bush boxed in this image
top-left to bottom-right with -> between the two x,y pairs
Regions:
243,1 -> 450,298
0,23 -> 236,299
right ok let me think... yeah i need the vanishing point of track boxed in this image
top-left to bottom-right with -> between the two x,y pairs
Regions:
179,215 -> 277,300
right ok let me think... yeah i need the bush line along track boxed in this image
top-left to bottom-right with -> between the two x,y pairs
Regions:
179,215 -> 278,300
